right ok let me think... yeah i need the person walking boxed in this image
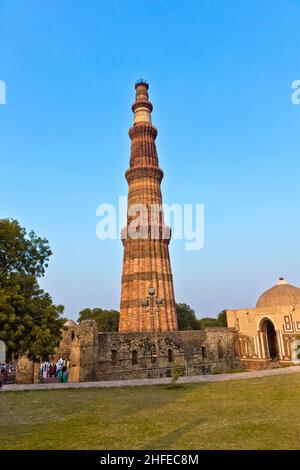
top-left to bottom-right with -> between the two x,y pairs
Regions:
63,367 -> 69,383
1,366 -> 8,385
57,368 -> 63,383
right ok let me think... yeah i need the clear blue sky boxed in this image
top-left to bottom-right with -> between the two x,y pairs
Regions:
1,0 -> 300,320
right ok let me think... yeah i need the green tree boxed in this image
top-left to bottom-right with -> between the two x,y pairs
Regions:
78,308 -> 119,332
217,310 -> 227,327
198,317 -> 218,329
198,311 -> 228,329
176,303 -> 201,330
0,219 -> 64,360
0,219 -> 51,280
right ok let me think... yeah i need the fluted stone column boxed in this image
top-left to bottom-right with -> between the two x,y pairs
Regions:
119,81 -> 178,333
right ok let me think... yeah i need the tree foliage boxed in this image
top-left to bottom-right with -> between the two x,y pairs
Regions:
216,310 -> 227,327
78,308 -> 119,332
198,310 -> 228,329
176,304 -> 227,330
0,219 -> 64,360
176,303 -> 201,330
0,219 -> 52,280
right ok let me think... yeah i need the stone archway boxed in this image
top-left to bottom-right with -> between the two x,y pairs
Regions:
260,318 -> 278,360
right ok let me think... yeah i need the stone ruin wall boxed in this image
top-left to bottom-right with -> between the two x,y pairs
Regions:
15,320 -> 242,384
69,320 -> 241,382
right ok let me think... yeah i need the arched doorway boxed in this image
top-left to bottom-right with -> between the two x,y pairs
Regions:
261,319 -> 278,360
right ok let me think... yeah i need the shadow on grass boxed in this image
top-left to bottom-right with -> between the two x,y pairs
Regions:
164,384 -> 188,390
143,418 -> 204,450
119,382 -> 209,417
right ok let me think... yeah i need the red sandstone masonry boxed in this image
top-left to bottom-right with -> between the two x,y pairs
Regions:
119,82 -> 178,333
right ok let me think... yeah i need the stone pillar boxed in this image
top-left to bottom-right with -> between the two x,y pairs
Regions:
119,80 -> 178,333
33,362 -> 40,384
78,320 -> 98,382
16,355 -> 34,384
69,331 -> 80,382
259,331 -> 266,358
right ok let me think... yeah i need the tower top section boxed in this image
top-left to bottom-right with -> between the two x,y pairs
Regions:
132,79 -> 153,125
135,78 -> 149,89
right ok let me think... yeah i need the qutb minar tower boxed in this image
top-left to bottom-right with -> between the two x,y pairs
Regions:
119,80 -> 178,332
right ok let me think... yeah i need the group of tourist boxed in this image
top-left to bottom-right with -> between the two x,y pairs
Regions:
0,358 -> 70,388
0,363 -> 16,387
39,357 -> 69,383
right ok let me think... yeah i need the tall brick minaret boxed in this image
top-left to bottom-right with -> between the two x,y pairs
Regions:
119,80 -> 178,333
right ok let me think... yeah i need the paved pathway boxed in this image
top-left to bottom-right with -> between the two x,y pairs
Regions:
2,365 -> 300,392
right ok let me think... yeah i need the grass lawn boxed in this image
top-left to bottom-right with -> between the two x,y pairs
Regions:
0,373 -> 300,450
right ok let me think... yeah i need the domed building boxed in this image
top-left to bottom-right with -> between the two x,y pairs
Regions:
226,278 -> 300,369
256,278 -> 300,308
